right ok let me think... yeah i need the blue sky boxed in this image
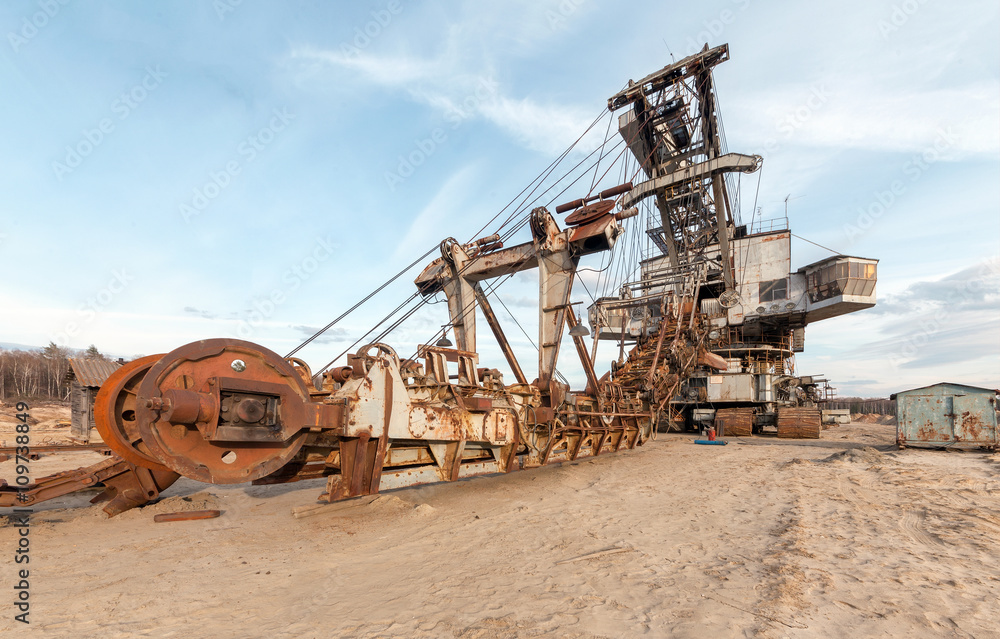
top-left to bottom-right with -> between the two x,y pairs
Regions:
1,0 -> 997,397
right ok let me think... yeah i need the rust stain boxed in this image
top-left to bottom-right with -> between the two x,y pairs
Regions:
958,412 -> 984,441
916,423 -> 940,441
759,232 -> 789,243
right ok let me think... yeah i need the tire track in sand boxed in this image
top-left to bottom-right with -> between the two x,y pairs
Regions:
899,508 -> 944,548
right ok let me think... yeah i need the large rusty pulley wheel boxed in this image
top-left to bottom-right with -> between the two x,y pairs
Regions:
564,200 -> 615,226
135,339 -> 312,484
93,354 -> 172,472
285,356 -> 319,393
354,342 -> 399,375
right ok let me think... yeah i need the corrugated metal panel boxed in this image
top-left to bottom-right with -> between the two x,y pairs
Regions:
715,407 -> 753,436
896,383 -> 999,449
700,298 -> 723,317
893,382 -> 998,397
791,327 -> 805,352
70,382 -> 92,443
67,358 -> 121,388
776,407 -> 821,439
706,373 -> 755,401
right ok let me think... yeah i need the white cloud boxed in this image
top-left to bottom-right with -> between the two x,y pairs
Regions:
391,163 -> 482,261
291,43 -> 603,157
798,258 -> 1000,396
286,4 -> 606,159
289,47 -> 445,87
734,80 -> 999,158
477,95 -> 601,155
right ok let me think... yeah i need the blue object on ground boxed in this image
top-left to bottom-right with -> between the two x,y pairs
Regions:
694,440 -> 727,445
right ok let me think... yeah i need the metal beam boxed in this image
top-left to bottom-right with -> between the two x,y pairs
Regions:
473,283 -> 528,385
566,310 -> 600,394
711,173 -> 735,289
415,242 -> 538,296
441,241 -> 477,353
537,249 -> 576,388
621,153 -> 761,208
608,43 -> 730,111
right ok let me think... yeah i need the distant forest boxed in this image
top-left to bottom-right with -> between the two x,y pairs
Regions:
0,344 -> 110,402
824,397 -> 896,416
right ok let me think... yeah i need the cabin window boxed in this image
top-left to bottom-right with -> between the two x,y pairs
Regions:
759,278 -> 788,302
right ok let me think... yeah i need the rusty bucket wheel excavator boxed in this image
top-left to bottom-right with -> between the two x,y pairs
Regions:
1,200 -> 664,515
0,44 -> 876,516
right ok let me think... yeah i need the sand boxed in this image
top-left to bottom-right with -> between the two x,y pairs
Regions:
0,402 -> 78,448
2,413 -> 999,638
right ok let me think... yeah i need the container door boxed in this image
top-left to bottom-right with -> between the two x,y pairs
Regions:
70,382 -> 90,443
901,394 -> 954,444
953,394 -> 997,445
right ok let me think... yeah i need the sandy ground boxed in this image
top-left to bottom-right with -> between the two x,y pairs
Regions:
1,411 -> 999,638
0,402 -> 78,448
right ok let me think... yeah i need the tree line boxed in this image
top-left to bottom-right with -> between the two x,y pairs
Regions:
823,397 -> 896,416
0,343 -> 107,402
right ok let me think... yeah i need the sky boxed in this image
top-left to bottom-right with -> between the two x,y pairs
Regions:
1,0 -> 997,397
